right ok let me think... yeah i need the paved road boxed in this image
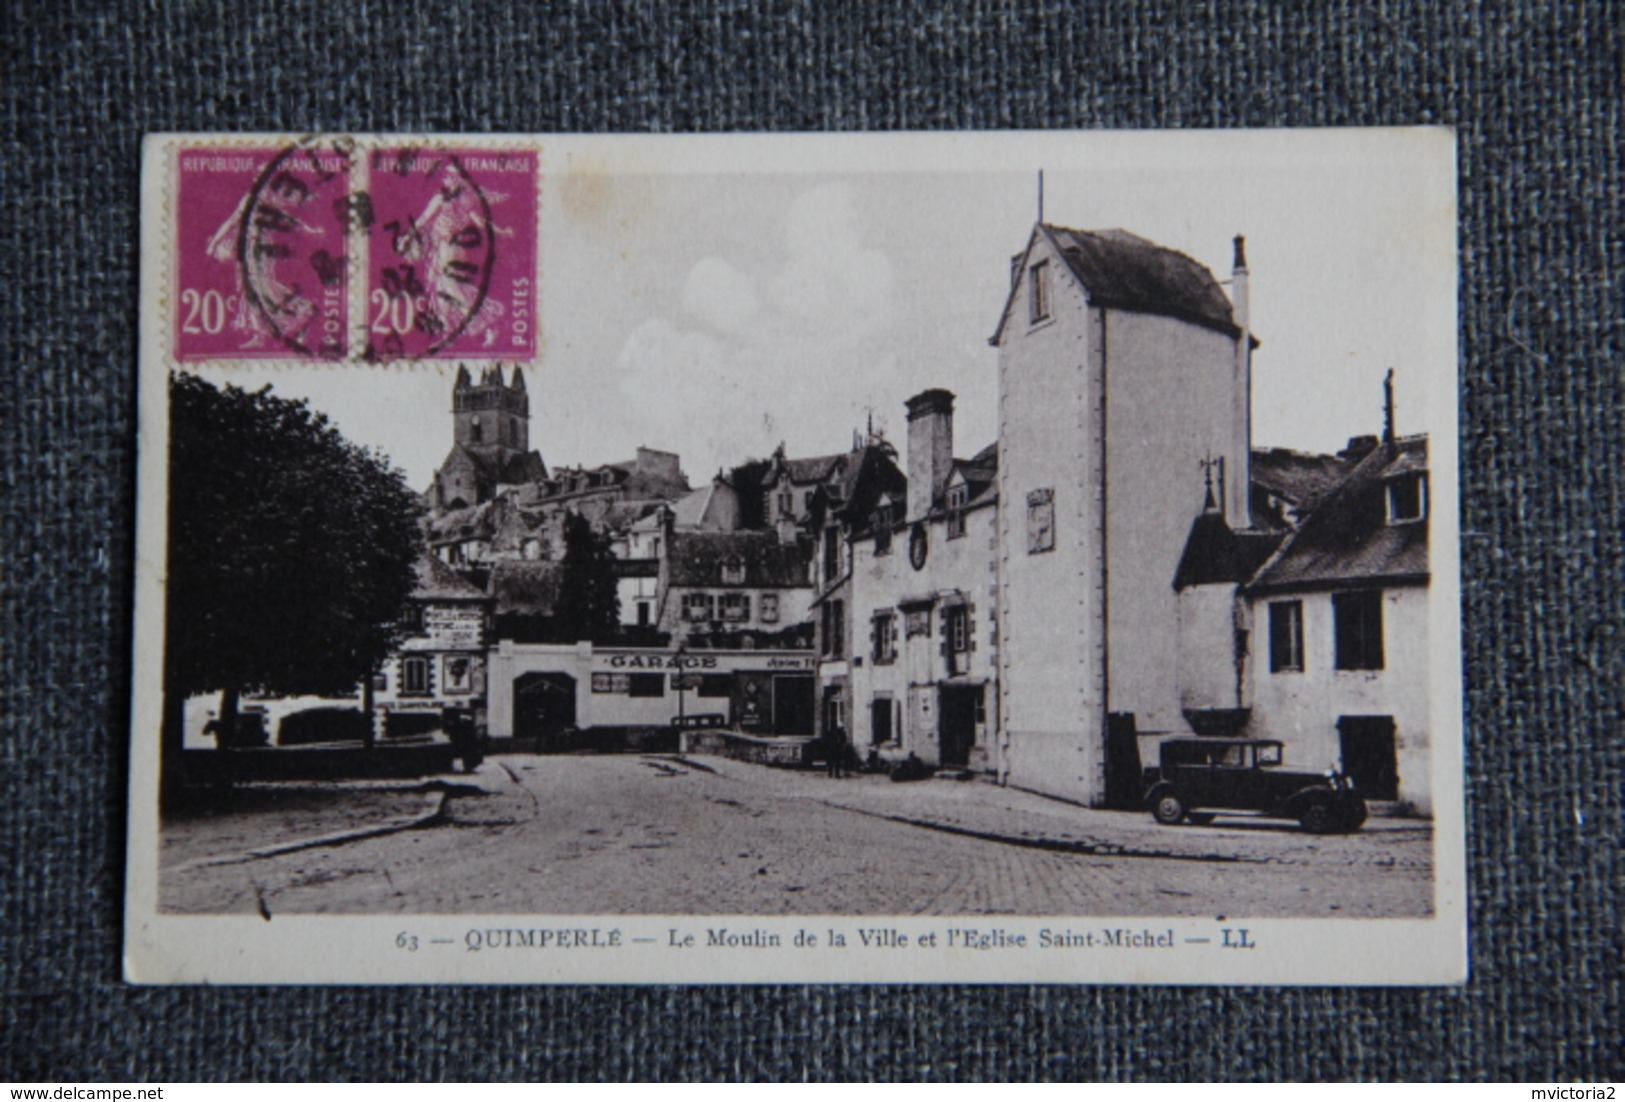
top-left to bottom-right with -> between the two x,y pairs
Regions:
160,753 -> 1434,918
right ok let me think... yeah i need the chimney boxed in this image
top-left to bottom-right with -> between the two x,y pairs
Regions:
1339,435 -> 1380,463
905,388 -> 955,523
1383,368 -> 1396,444
1226,235 -> 1252,530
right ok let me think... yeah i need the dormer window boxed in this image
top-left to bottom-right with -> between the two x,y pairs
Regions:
1029,260 -> 1050,324
946,484 -> 969,539
720,555 -> 746,585
873,505 -> 893,555
1386,472 -> 1427,524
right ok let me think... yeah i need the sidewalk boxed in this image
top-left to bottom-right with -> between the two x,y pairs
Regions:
672,753 -> 1434,870
158,770 -> 511,871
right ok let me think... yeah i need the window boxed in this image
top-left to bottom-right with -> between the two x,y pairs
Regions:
871,697 -> 894,744
399,603 -> 425,634
1386,473 -> 1427,523
873,506 -> 893,555
698,674 -> 732,698
946,484 -> 968,539
1268,600 -> 1304,672
821,599 -> 846,658
400,656 -> 431,696
593,672 -> 632,694
777,489 -> 793,518
872,611 -> 898,664
627,673 -> 665,698
469,415 -> 483,443
721,592 -> 751,622
683,592 -> 715,622
1333,590 -> 1385,670
1027,488 -> 1055,553
720,555 -> 746,585
904,607 -> 931,638
944,604 -> 971,675
823,526 -> 841,583
1029,260 -> 1050,323
636,601 -> 651,627
760,593 -> 779,623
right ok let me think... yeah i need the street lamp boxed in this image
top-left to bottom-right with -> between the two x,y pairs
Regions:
675,641 -> 688,725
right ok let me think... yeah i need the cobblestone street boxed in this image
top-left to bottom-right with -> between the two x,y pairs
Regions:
160,753 -> 1435,918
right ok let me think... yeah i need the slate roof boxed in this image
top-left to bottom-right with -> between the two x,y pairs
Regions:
952,443 -> 999,508
487,560 -> 565,617
671,483 -> 727,529
1053,227 -> 1243,337
828,444 -> 907,521
411,553 -> 489,602
1172,512 -> 1284,591
994,225 -> 1248,344
427,499 -> 494,544
780,453 -> 846,485
1246,435 -> 1429,593
1250,447 -> 1351,515
666,531 -> 812,588
440,445 -> 548,490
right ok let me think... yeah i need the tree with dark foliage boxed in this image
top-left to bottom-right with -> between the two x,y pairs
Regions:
728,456 -> 772,530
553,511 -> 620,644
164,373 -> 424,789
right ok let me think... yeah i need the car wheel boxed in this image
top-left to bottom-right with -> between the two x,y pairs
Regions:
1186,813 -> 1216,826
1342,797 -> 1368,831
1151,788 -> 1187,825
1299,793 -> 1338,834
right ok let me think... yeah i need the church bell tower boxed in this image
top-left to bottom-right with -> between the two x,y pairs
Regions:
453,364 -> 530,456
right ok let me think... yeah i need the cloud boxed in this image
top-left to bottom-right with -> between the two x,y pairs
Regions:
615,182 -> 903,470
682,256 -> 760,333
771,184 -> 894,329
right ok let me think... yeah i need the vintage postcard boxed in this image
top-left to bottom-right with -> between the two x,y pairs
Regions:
126,129 -> 1464,984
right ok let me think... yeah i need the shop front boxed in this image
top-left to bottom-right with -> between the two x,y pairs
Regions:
487,642 -> 817,738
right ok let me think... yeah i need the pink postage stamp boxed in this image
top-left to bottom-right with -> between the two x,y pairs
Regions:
173,142 -> 353,361
365,147 -> 539,361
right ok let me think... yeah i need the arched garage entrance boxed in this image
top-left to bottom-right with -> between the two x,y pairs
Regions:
514,672 -> 577,742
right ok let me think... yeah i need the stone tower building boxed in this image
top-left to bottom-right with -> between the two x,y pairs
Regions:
992,224 -> 1256,807
432,365 -> 548,511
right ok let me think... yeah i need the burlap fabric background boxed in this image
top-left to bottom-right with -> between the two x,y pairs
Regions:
2,0 -> 1619,1082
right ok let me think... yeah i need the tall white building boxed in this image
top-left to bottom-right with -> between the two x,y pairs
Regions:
992,225 -> 1257,807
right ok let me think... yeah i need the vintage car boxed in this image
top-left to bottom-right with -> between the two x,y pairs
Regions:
1144,738 -> 1367,833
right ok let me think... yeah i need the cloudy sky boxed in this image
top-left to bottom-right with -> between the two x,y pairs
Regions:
190,130 -> 1455,491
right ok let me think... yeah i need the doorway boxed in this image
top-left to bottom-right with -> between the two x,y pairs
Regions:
772,674 -> 815,735
1338,714 -> 1398,800
870,696 -> 894,746
1103,712 -> 1144,810
938,685 -> 982,768
513,672 -> 577,742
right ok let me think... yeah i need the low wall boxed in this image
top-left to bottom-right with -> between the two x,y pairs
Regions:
682,730 -> 816,767
178,739 -> 457,783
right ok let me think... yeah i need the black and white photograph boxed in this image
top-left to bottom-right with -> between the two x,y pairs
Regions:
127,129 -> 1464,985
